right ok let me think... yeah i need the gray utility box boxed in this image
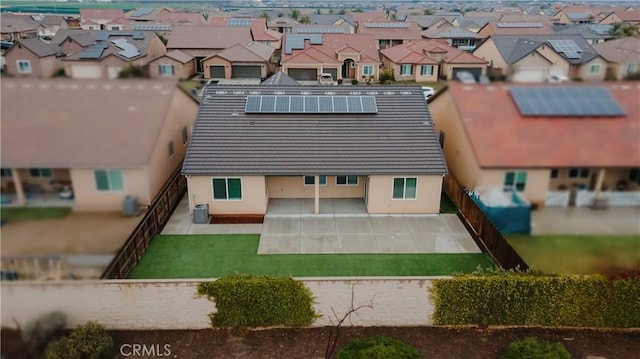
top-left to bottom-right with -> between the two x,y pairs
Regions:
193,204 -> 210,224
122,195 -> 140,216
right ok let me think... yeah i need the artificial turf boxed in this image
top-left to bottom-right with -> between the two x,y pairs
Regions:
0,207 -> 71,221
128,234 -> 494,279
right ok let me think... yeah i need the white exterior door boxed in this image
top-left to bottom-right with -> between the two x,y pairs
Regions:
70,64 -> 102,79
511,68 -> 547,83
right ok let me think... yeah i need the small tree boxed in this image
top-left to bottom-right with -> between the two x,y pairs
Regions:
500,337 -> 571,359
424,9 -> 434,15
324,285 -> 375,359
46,322 -> 113,359
379,69 -> 394,84
339,9 -> 346,15
290,9 -> 300,21
299,15 -> 311,24
260,12 -> 270,21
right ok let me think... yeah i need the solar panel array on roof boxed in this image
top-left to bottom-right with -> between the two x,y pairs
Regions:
95,32 -> 109,41
110,38 -> 141,59
284,34 -> 323,54
133,24 -> 172,31
495,22 -> 544,28
131,8 -> 154,17
586,24 -> 612,35
78,46 -> 105,59
227,18 -> 253,27
548,39 -> 583,59
509,87 -> 625,117
132,32 -> 144,40
293,27 -> 346,34
363,22 -> 411,28
567,12 -> 591,19
244,95 -> 378,113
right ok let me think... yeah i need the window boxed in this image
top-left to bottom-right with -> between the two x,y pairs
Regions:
0,168 -> 12,177
504,171 -> 527,191
400,64 -> 413,75
438,131 -> 445,149
627,64 -> 638,75
94,169 -> 124,191
421,65 -> 433,76
29,168 -> 52,178
17,60 -> 31,74
212,178 -> 242,200
362,65 -> 373,76
568,168 -> 590,178
303,175 -> 327,186
550,168 -> 559,179
589,64 -> 601,74
628,168 -> 640,185
336,175 -> 358,186
168,141 -> 174,157
182,126 -> 189,145
392,177 -> 417,199
159,64 -> 174,77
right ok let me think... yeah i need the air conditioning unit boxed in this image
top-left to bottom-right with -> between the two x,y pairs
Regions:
122,195 -> 140,217
193,204 -> 210,224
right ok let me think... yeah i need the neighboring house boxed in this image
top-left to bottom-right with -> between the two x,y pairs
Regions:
280,33 -> 380,82
421,26 -> 486,51
292,25 -> 352,35
593,37 -> 640,80
182,85 -> 447,216
202,41 -> 275,80
60,30 -> 166,79
356,21 -> 423,49
309,14 -> 356,33
615,9 -> 640,25
166,26 -> 252,73
552,24 -> 614,45
50,29 -> 99,56
259,71 -> 300,86
32,14 -> 69,39
430,82 -> 640,208
478,21 -> 555,37
380,39 -> 488,81
0,78 -> 199,211
473,34 -> 607,82
80,8 -> 125,30
148,50 -> 195,80
123,7 -> 207,26
405,15 -> 458,31
1,13 -> 39,42
3,38 -> 62,78
267,17 -> 297,34
250,18 -> 283,49
352,10 -> 390,24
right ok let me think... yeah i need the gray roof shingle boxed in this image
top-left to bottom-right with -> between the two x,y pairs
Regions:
183,85 -> 447,176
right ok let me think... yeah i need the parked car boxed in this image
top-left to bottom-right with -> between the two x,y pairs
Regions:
319,73 -> 336,86
422,86 -> 435,99
548,74 -> 570,83
455,71 -> 476,84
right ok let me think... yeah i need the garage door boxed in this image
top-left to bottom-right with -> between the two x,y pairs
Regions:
452,67 -> 482,80
324,68 -> 338,80
288,68 -> 317,81
512,68 -> 546,83
70,64 -> 102,79
231,65 -> 261,78
107,66 -> 122,79
209,66 -> 225,79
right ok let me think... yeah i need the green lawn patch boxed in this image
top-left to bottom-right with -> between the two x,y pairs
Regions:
0,207 -> 71,221
508,234 -> 640,275
128,235 -> 494,279
439,192 -> 457,214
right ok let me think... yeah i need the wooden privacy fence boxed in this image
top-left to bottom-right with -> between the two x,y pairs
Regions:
442,175 -> 528,270
101,164 -> 187,279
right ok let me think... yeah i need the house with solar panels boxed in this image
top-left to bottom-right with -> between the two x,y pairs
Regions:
478,21 -> 555,37
430,82 -> 640,208
80,8 -> 125,31
355,21 -> 423,49
53,30 -> 166,79
3,37 -> 63,78
473,34 -> 607,82
182,85 -> 448,217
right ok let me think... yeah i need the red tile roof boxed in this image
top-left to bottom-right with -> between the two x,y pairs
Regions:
380,39 -> 487,65
444,82 -> 640,168
483,21 -> 555,35
281,33 -> 379,64
356,21 -> 423,41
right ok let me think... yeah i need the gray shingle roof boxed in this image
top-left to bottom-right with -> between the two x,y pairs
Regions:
183,85 -> 447,176
491,34 -> 599,64
260,72 -> 300,86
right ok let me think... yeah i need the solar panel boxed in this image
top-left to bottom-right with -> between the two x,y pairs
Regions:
133,24 -> 172,31
284,34 -> 324,54
110,38 -> 141,59
293,27 -> 346,34
78,46 -> 105,59
131,8 -> 154,17
509,87 -> 626,117
363,22 -> 410,28
548,39 -> 583,59
132,32 -> 144,40
227,18 -> 253,27
244,96 -> 378,114
95,32 -> 109,41
495,22 -> 544,28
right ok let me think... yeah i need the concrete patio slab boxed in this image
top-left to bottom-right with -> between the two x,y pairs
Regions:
335,217 -> 373,234
531,207 -> 640,235
300,217 -> 336,234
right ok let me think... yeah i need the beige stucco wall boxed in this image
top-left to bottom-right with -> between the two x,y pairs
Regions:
146,89 -> 199,201
382,57 -> 439,82
576,57 -> 607,81
202,56 -> 231,79
143,34 -> 167,63
70,167 -> 149,211
473,39 -> 508,74
4,47 -> 60,78
58,39 -> 85,56
266,176 -> 365,198
366,175 -> 442,214
0,168 -> 71,193
149,56 -> 195,80
357,63 -> 380,82
476,169 -> 551,206
186,175 -> 267,215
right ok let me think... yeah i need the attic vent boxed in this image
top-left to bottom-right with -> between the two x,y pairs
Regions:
249,91 -> 261,95
274,91 -> 286,95
215,90 -> 227,95
349,91 -> 361,95
324,91 -> 336,95
301,91 -> 312,95
383,91 -> 395,95
233,90 -> 245,95
400,91 -> 411,95
366,91 -> 378,95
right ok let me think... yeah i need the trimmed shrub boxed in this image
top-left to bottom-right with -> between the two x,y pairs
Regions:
430,269 -> 640,327
45,322 -> 113,359
379,69 -> 394,84
351,79 -> 359,85
197,275 -> 319,331
337,336 -> 421,359
501,337 -> 571,359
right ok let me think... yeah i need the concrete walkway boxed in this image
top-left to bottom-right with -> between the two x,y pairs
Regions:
531,207 -> 640,235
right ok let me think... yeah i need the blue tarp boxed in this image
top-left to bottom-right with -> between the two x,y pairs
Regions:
471,191 -> 531,235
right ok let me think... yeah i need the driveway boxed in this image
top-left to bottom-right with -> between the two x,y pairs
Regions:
531,207 -> 640,235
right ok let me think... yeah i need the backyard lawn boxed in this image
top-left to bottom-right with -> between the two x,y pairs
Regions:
0,207 -> 71,221
128,235 -> 494,279
508,234 -> 640,275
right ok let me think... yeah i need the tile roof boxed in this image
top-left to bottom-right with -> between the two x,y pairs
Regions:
80,8 -> 124,22
381,39 -> 487,65
183,85 -> 447,176
309,14 -> 355,27
206,41 -> 274,62
552,24 -> 614,40
356,21 -> 423,41
164,49 -> 194,63
166,26 -> 252,50
1,79 -> 193,168
441,82 -> 640,168
484,21 -> 555,35
405,15 -> 457,29
489,34 -> 600,64
250,18 -> 283,41
60,31 -> 157,61
0,13 -> 39,33
260,71 -> 300,86
9,37 -> 59,57
352,10 -> 389,23
281,33 -> 380,65
593,37 -> 640,64
616,9 -> 640,22
51,29 -> 101,48
422,26 -> 485,39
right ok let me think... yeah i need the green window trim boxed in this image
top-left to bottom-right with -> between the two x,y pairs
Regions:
94,169 -> 124,191
303,175 -> 327,186
336,175 -> 358,186
212,178 -> 242,200
503,171 -> 527,191
392,177 -> 417,199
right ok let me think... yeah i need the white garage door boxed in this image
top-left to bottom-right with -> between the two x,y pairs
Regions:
70,64 -> 102,79
512,68 -> 546,83
107,66 -> 122,79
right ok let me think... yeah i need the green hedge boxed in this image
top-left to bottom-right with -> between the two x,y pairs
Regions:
45,322 -> 113,359
430,271 -> 640,328
337,336 -> 421,359
500,337 -> 571,359
197,275 -> 319,331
